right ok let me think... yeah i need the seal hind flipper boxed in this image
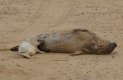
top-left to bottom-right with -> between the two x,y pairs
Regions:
10,46 -> 19,51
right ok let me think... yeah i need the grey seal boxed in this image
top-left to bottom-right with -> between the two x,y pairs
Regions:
37,28 -> 117,55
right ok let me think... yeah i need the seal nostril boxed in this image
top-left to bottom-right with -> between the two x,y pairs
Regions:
106,42 -> 117,54
110,42 -> 117,49
112,42 -> 117,48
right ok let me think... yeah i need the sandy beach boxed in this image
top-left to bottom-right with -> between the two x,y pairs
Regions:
0,0 -> 123,80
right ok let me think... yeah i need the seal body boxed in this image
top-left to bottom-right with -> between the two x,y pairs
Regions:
37,28 -> 117,55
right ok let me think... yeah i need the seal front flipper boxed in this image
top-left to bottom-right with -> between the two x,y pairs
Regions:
70,51 -> 84,56
36,49 -> 46,54
20,52 -> 31,59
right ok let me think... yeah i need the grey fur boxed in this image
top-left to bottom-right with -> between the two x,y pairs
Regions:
37,28 -> 117,55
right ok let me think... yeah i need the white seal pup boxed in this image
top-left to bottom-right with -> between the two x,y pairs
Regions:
18,35 -> 45,58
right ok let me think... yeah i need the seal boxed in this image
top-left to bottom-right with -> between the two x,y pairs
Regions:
37,28 -> 117,55
18,35 -> 45,58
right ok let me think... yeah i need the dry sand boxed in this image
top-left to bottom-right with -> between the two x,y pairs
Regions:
0,0 -> 123,80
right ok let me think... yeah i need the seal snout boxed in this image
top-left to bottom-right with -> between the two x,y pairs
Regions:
111,42 -> 117,48
109,42 -> 117,50
106,42 -> 117,54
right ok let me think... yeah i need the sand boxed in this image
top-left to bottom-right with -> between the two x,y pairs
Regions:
0,0 -> 123,80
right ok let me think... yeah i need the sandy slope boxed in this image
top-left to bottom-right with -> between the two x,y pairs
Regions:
0,0 -> 123,80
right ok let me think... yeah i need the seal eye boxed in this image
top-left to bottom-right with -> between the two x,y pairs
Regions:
98,40 -> 104,48
38,40 -> 41,42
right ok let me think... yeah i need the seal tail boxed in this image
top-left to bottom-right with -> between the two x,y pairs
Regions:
10,46 -> 19,51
